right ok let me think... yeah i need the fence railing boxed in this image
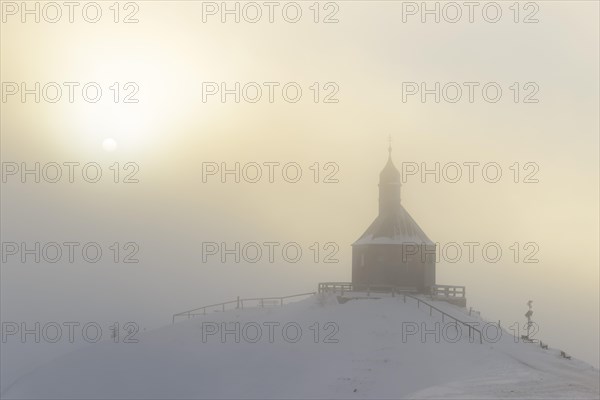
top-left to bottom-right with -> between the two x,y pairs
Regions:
172,292 -> 316,324
318,282 -> 417,296
431,284 -> 466,298
318,282 -> 481,344
173,284 -> 481,343
403,293 -> 483,344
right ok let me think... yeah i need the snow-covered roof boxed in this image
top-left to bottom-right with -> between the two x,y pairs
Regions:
353,205 -> 434,246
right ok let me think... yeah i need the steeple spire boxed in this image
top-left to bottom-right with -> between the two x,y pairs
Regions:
379,136 -> 402,215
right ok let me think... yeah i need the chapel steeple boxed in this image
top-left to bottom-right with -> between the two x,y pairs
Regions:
378,137 -> 402,216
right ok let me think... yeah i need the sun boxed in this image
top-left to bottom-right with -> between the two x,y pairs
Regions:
102,138 -> 117,152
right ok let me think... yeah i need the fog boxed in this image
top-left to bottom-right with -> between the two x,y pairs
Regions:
1,1 -> 598,392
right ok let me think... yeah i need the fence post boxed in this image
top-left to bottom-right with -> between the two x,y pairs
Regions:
367,286 -> 370,297
237,296 -> 240,309
403,294 -> 406,303
469,307 -> 472,316
222,303 -> 225,312
281,298 -> 284,307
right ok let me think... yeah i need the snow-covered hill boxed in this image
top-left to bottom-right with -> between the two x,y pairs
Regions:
2,293 -> 599,399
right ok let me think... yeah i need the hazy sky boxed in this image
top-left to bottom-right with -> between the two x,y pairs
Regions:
1,0 -> 599,378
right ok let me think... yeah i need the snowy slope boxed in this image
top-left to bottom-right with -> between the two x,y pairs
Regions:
2,293 -> 599,399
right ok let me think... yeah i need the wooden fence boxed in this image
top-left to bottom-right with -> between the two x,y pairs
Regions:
431,284 -> 466,298
172,283 -> 481,343
172,292 -> 316,324
317,282 -> 481,344
318,282 -> 417,296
